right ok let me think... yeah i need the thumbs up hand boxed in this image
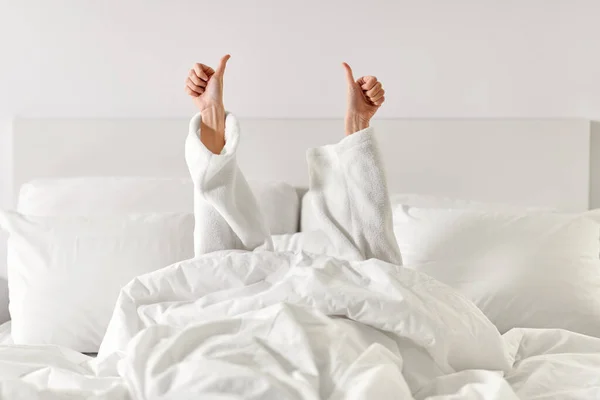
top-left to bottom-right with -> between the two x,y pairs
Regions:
185,54 -> 231,113
185,55 -> 230,154
342,62 -> 386,136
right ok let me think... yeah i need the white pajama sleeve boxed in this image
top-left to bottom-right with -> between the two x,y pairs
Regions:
185,113 -> 273,256
305,128 -> 402,265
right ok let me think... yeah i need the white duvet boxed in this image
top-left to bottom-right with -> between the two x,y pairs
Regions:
2,252 -> 600,399
1,114 -> 600,399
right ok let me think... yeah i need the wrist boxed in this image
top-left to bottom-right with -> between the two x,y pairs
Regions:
199,105 -> 226,154
345,113 -> 370,136
200,105 -> 226,131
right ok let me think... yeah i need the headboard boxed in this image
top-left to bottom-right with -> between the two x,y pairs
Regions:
12,117 -> 593,212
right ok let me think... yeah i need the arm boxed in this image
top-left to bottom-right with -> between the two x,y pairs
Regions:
185,56 -> 272,256
303,63 -> 401,265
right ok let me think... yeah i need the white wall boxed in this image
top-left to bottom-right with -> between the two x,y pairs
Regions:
2,0 -> 600,203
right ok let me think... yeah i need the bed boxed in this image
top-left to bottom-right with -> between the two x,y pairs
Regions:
1,117 -> 600,399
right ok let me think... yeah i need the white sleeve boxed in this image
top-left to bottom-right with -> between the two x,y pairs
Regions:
305,127 -> 402,265
185,112 -> 273,256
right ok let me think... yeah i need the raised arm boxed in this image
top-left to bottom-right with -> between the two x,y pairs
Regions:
303,63 -> 401,265
184,55 -> 272,256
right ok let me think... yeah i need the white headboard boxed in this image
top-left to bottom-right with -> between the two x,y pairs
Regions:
12,117 -> 593,212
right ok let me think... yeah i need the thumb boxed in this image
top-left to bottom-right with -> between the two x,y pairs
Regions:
342,62 -> 355,85
216,54 -> 231,77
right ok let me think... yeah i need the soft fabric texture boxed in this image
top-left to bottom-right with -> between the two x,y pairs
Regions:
6,173 -> 298,331
18,177 -> 299,235
0,211 -> 194,352
93,113 -> 507,398
3,113 -> 600,398
185,113 -> 401,264
301,191 -> 551,233
393,205 -> 600,336
390,193 -> 554,211
185,112 -> 274,255
304,130 -> 402,265
98,251 -> 509,399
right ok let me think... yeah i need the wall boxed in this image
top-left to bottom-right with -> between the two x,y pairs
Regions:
0,119 -> 10,270
2,0 -> 600,195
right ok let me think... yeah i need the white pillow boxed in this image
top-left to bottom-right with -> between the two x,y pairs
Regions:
18,177 -> 299,235
390,193 -> 553,211
301,191 -> 551,232
0,211 -> 194,352
393,205 -> 600,337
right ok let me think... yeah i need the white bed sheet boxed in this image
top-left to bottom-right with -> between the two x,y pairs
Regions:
0,252 -> 599,399
1,327 -> 598,399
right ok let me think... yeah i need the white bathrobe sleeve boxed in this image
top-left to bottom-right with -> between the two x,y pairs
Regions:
305,127 -> 402,265
185,112 -> 273,256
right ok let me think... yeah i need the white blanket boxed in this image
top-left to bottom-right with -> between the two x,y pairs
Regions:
1,114 -> 600,399
3,253 -> 600,399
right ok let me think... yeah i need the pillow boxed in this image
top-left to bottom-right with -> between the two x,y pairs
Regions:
18,177 -> 299,235
0,211 -> 194,352
390,193 -> 554,211
301,191 -> 551,232
393,205 -> 600,337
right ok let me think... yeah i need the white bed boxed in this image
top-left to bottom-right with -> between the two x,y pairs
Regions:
2,117 -> 600,399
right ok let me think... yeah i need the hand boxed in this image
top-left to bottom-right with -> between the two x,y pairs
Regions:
185,54 -> 231,113
342,62 -> 386,136
184,55 -> 231,154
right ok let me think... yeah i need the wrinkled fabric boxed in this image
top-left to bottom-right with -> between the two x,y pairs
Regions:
1,114 -> 600,399
98,250 -> 509,398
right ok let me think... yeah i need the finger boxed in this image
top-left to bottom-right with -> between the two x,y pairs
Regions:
193,63 -> 213,81
366,82 -> 382,97
371,91 -> 385,104
373,95 -> 385,106
189,70 -> 207,87
215,54 -> 231,77
342,62 -> 355,85
360,76 -> 378,91
186,78 -> 205,94
186,85 -> 204,96
185,86 -> 200,97
370,87 -> 385,100
193,64 -> 209,81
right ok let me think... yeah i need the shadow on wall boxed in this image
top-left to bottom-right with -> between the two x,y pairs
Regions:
590,121 -> 600,209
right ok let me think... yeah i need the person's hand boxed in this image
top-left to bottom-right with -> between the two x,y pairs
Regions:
342,62 -> 386,136
185,54 -> 231,113
184,55 -> 231,154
